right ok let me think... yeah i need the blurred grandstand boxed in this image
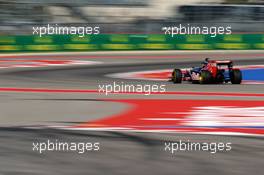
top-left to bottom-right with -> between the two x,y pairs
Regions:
0,0 -> 263,34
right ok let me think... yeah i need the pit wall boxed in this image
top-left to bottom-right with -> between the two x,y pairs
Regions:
0,34 -> 263,52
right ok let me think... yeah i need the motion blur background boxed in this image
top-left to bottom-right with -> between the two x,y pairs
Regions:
0,0 -> 263,34
0,1 -> 263,174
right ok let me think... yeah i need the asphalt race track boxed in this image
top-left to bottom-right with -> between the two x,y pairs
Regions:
0,51 -> 263,175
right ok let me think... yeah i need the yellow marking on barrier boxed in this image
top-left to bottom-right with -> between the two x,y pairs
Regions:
0,45 -> 21,51
215,43 -> 249,49
110,35 -> 129,42
0,37 -> 16,44
71,36 -> 90,43
254,43 -> 264,49
26,45 -> 60,51
147,35 -> 166,42
102,44 -> 134,50
223,35 -> 242,42
34,36 -> 53,43
64,44 -> 97,50
176,44 -> 211,50
186,35 -> 205,43
139,44 -> 173,49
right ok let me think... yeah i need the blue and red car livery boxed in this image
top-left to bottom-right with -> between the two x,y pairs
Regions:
172,59 -> 242,84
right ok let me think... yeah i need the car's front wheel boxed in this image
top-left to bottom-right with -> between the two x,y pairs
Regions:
172,69 -> 182,84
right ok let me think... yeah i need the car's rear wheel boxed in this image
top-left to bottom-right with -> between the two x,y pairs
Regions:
230,69 -> 242,84
199,70 -> 212,84
172,69 -> 182,84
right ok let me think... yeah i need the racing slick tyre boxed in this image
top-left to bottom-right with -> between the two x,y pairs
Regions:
172,69 -> 182,84
230,69 -> 242,84
199,70 -> 212,84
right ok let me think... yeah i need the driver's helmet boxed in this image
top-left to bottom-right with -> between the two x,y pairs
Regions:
202,58 -> 210,66
205,58 -> 210,62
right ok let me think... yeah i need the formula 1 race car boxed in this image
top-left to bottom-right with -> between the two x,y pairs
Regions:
171,58 -> 242,84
